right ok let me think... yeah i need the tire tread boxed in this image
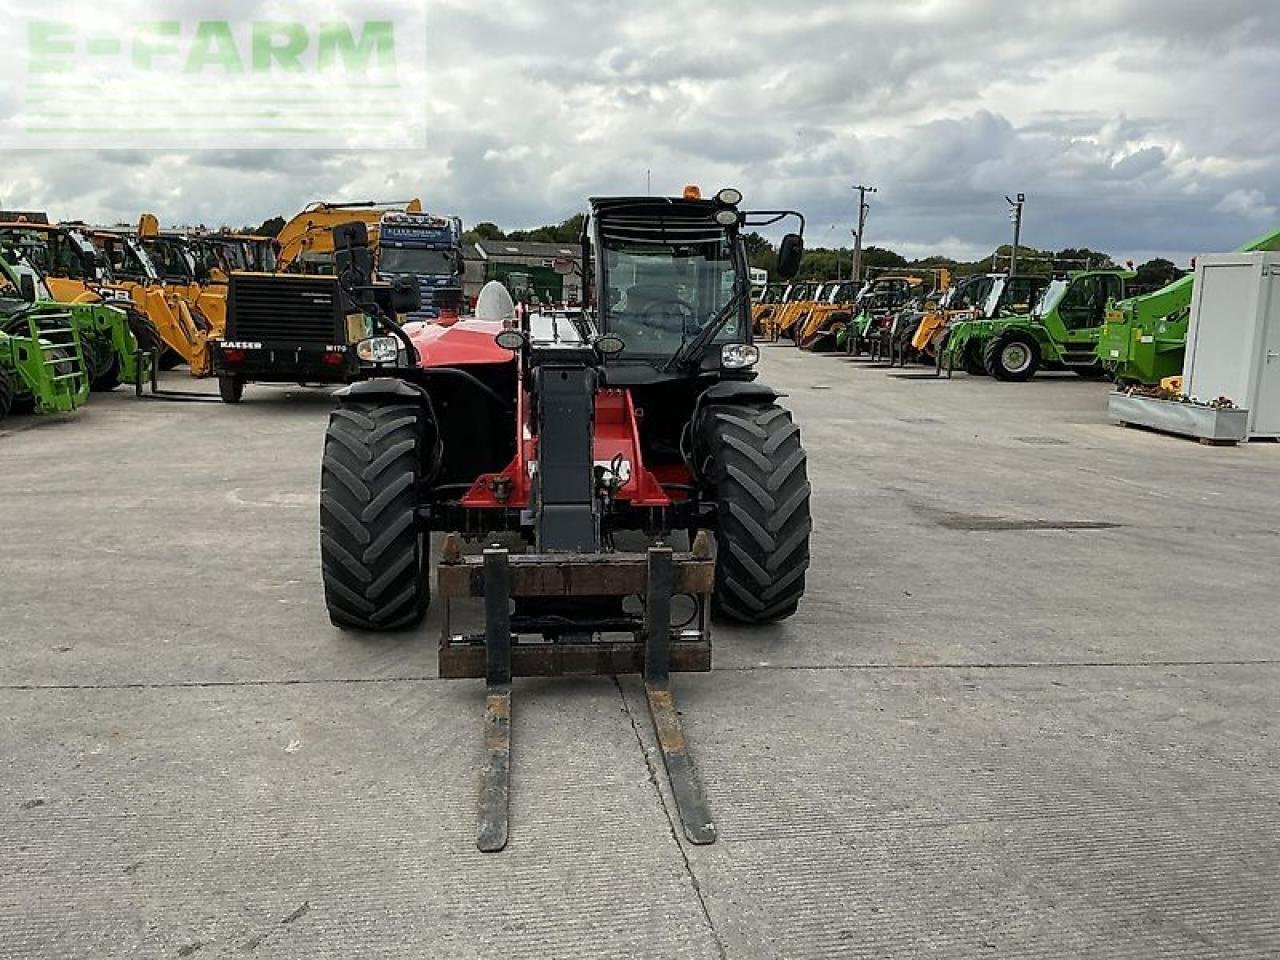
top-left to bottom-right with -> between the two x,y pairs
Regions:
320,400 -> 429,631
697,402 -> 812,624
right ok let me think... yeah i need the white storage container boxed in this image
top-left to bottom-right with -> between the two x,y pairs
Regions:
1184,252 -> 1280,439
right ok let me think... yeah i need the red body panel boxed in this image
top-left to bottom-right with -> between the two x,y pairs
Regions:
408,314 -> 689,512
404,318 -> 513,367
457,388 -> 678,510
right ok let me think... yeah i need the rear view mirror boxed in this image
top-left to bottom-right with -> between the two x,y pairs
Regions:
391,276 -> 423,315
80,250 -> 99,276
777,234 -> 804,280
333,220 -> 369,250
18,273 -> 36,302
552,256 -> 577,276
333,221 -> 373,287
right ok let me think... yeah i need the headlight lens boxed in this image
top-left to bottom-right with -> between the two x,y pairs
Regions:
495,329 -> 528,351
594,334 -> 625,355
356,336 -> 399,363
721,343 -> 760,369
716,187 -> 743,206
714,208 -> 740,227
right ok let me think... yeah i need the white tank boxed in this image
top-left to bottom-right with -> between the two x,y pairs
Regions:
474,281 -> 516,322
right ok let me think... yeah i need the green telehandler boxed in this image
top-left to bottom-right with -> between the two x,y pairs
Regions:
1097,228 -> 1280,386
0,253 -> 141,392
941,269 -> 1133,381
0,268 -> 90,422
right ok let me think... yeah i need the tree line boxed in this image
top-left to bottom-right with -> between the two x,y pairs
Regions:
247,215 -> 1185,291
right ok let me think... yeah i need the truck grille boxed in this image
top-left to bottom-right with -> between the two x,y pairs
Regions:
228,275 -> 342,345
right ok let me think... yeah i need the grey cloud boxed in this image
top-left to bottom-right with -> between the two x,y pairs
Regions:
1,0 -> 1276,261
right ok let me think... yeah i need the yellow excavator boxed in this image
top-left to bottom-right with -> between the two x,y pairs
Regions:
276,200 -> 424,273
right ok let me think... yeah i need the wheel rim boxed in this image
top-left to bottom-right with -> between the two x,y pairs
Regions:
1001,342 -> 1031,373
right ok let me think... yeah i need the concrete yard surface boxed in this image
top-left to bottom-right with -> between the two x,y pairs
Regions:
2,350 -> 1278,959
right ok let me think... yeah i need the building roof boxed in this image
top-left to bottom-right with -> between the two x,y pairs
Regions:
474,240 -> 580,261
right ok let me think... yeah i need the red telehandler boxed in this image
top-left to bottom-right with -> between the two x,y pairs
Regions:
317,189 -> 812,850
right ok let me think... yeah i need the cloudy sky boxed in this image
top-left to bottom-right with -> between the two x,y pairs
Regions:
1,0 -> 1277,264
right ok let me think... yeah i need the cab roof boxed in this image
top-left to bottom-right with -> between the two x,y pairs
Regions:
588,196 -> 725,246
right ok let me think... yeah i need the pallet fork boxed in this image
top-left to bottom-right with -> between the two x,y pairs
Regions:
438,533 -> 719,852
131,349 -> 221,402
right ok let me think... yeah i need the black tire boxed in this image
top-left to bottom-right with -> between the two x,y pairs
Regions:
0,366 -> 13,422
984,331 -> 1041,382
960,341 -> 987,376
218,375 -> 244,404
158,349 -> 184,371
695,403 -> 812,624
320,400 -> 430,631
79,340 -> 101,387
91,351 -> 122,392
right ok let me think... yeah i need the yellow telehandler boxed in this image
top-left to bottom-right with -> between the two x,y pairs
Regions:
766,280 -> 825,342
0,220 -> 215,379
751,281 -> 787,336
88,225 -> 219,377
797,280 -> 860,351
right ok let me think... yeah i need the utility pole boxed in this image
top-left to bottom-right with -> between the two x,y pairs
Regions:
852,184 -> 877,284
1006,193 -> 1025,277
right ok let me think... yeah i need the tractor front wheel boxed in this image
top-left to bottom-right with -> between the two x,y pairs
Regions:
696,403 -> 812,624
320,400 -> 431,631
984,331 -> 1041,382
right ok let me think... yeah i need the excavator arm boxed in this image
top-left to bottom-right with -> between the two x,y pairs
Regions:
275,200 -> 423,273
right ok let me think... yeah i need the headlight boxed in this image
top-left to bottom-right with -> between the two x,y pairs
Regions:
356,336 -> 400,363
594,334 -> 625,356
714,208 -> 740,227
721,343 -> 760,369
494,329 -> 528,351
716,187 -> 743,206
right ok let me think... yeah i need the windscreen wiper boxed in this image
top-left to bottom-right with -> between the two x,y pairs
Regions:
664,290 -> 745,372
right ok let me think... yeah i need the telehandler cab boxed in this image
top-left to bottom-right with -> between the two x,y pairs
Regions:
319,188 -> 811,851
